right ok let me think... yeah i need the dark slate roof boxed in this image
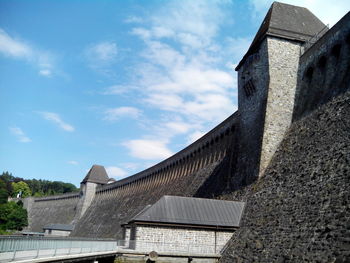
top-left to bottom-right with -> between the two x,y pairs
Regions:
129,196 -> 245,228
236,1 -> 327,70
43,224 -> 74,231
82,165 -> 109,184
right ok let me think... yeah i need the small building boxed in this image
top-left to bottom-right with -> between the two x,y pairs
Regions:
123,196 -> 245,255
43,224 -> 74,236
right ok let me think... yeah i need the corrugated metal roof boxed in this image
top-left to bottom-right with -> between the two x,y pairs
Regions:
130,196 -> 245,228
43,224 -> 74,231
236,2 -> 326,70
82,165 -> 109,184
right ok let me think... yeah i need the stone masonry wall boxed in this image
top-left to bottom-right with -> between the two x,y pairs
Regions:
26,193 -> 80,232
220,90 -> 350,263
293,12 -> 350,121
133,225 -> 233,255
259,37 -> 301,176
235,39 -> 269,188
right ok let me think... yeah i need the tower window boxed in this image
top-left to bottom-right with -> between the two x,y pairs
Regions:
243,79 -> 256,97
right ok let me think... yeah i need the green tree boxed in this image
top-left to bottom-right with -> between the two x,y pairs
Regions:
0,201 -> 28,231
12,181 -> 31,198
0,180 -> 8,204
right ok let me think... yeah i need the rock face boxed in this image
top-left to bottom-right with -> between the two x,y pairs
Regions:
220,91 -> 350,262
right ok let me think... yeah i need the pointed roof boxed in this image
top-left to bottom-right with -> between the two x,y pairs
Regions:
129,195 -> 245,228
236,2 -> 327,70
82,165 -> 109,184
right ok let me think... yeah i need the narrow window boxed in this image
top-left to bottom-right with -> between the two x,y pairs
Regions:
243,79 -> 256,97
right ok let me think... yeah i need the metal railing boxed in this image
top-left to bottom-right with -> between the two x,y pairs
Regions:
0,236 -> 117,262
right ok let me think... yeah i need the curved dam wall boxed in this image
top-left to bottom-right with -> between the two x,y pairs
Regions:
25,112 -> 239,236
70,113 -> 239,239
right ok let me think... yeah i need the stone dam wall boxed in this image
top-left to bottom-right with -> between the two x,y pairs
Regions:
293,11 -> 350,121
220,90 -> 350,262
26,113 -> 239,238
70,113 -> 238,239
25,192 -> 80,233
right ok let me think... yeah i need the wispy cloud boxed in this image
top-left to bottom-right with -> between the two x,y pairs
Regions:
68,160 -> 78,165
103,107 -> 141,121
116,0 -> 244,160
84,41 -> 118,73
0,28 -> 55,77
9,127 -> 31,143
124,16 -> 144,24
249,0 -> 350,26
105,166 -> 128,179
122,139 -> 173,160
38,112 -> 75,132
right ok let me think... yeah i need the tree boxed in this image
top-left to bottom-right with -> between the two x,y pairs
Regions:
0,180 -> 8,204
12,181 -> 31,198
0,201 -> 28,231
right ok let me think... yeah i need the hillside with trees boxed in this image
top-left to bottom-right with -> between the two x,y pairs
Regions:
0,172 -> 79,197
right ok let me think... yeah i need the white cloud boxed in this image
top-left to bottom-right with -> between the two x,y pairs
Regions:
85,41 -> 118,68
103,107 -> 141,121
124,16 -> 144,24
68,160 -> 78,165
106,166 -> 128,179
38,112 -> 75,132
0,28 -> 55,77
123,139 -> 173,160
249,0 -> 350,26
9,127 -> 31,143
101,85 -> 138,95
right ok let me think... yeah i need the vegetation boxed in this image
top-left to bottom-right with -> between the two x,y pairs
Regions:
0,178 -> 28,233
0,171 -> 79,197
0,171 -> 78,234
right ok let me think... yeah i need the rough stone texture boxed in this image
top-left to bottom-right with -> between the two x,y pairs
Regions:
132,225 -> 233,254
235,39 -> 269,187
293,11 -> 350,121
220,90 -> 350,263
70,161 -> 225,239
259,37 -> 301,176
25,193 -> 80,233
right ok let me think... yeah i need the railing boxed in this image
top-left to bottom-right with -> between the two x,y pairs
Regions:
0,236 -> 117,262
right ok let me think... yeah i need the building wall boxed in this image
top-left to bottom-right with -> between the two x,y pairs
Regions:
259,37 -> 301,176
44,229 -> 71,237
235,38 -> 269,187
133,225 -> 233,254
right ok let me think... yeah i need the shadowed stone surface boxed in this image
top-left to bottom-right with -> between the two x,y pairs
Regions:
220,91 -> 350,262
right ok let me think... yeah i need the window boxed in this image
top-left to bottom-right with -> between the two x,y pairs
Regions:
243,79 -> 256,97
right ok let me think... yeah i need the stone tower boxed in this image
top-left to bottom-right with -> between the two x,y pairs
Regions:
73,165 -> 109,222
235,2 -> 326,184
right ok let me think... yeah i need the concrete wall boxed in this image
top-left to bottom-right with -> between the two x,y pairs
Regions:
132,225 -> 233,254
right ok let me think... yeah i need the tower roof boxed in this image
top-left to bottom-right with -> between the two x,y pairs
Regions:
236,2 -> 327,70
129,195 -> 245,228
82,165 -> 109,184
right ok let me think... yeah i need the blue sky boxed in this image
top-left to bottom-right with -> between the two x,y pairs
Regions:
0,0 -> 348,186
